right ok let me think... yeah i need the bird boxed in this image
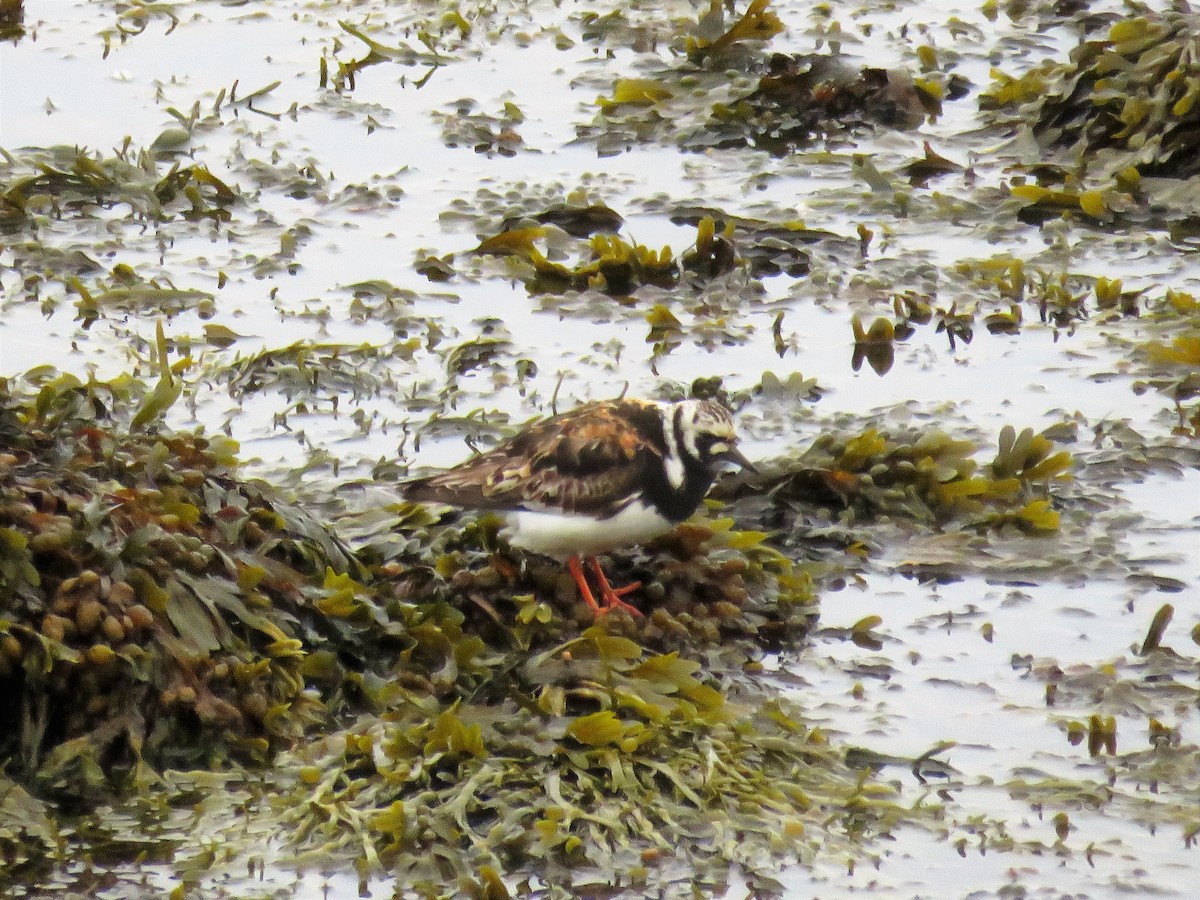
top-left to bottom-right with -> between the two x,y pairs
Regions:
403,397 -> 756,617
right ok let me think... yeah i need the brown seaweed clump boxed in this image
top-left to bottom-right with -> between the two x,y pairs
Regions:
2,368 -> 891,897
987,10 -> 1200,179
0,372 -> 372,796
702,54 -> 939,155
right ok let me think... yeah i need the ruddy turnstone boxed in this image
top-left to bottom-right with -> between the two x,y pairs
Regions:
404,398 -> 756,617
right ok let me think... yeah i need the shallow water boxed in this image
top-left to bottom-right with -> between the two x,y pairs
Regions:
3,0 -> 1199,897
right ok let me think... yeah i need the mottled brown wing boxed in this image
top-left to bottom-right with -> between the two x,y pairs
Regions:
403,400 -> 665,516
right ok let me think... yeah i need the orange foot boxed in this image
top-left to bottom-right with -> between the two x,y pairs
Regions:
567,556 -> 644,618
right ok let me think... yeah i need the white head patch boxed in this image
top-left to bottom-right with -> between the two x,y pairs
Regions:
672,400 -> 735,468
660,401 -> 689,489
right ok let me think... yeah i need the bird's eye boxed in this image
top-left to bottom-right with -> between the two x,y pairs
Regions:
696,434 -> 726,455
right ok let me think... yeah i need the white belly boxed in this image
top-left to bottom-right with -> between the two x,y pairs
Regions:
500,502 -> 673,559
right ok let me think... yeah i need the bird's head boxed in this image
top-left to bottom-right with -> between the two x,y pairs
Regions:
674,399 -> 758,475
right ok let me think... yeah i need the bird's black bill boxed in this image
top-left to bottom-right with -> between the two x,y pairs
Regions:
719,445 -> 759,475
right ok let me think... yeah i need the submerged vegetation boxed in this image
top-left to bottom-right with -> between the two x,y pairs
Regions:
0,366 -> 960,894
0,357 -> 1125,895
3,0 -> 1200,897
986,9 -> 1200,180
5,346 -> 1186,895
0,142 -> 237,234
0,371 -> 355,784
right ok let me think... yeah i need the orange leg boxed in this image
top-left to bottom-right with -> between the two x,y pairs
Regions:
567,556 -> 601,612
586,556 -> 644,617
566,556 -> 644,617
